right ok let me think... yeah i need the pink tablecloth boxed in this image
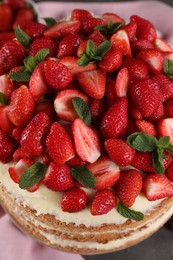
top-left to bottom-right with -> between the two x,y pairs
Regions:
1,1 -> 173,259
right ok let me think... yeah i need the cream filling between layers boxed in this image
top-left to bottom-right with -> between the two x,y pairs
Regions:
0,162 -> 163,227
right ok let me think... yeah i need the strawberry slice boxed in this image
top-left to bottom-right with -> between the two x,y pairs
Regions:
0,129 -> 16,163
54,89 -> 90,122
110,29 -> 132,57
114,67 -> 130,97
46,122 -> 75,164
102,12 -> 124,24
76,70 -> 106,99
0,74 -> 13,102
0,106 -> 14,134
60,56 -> 96,77
143,173 -> 173,201
29,61 -> 53,103
72,118 -> 101,163
157,118 -> 173,143
87,157 -> 120,189
43,20 -> 82,39
90,189 -> 117,215
155,38 -> 173,53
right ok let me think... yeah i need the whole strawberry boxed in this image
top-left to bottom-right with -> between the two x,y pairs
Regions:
114,170 -> 143,207
61,187 -> 88,212
0,129 -> 16,163
29,37 -> 57,57
57,34 -> 82,58
0,4 -> 13,31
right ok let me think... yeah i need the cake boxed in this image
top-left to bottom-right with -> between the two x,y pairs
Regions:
0,2 -> 173,255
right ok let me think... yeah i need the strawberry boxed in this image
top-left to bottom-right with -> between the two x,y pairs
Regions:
60,56 -> 96,77
89,30 -> 106,46
124,22 -> 137,42
20,112 -> 50,157
35,102 -> 57,124
44,59 -> 73,90
0,39 -> 27,75
13,7 -> 34,30
43,20 -> 81,39
0,74 -> 13,101
105,79 -> 117,106
114,170 -> 143,207
136,119 -> 156,137
67,155 -> 86,168
0,106 -> 14,134
12,126 -> 24,143
102,12 -> 124,24
24,21 -> 48,39
61,187 -> 88,213
131,39 -> 154,54
131,151 -> 154,173
104,138 -> 135,166
130,78 -> 161,117
54,89 -> 90,122
82,17 -> 105,35
110,29 -> 131,57
9,66 -> 28,88
57,34 -> 82,58
98,47 -> 122,73
0,32 -> 15,48
0,129 -> 16,163
90,189 -> 117,216
8,158 -> 33,184
128,103 -> 143,120
87,157 -> 120,189
71,9 -> 92,21
143,173 -> 173,201
76,70 -> 106,99
7,85 -> 35,127
114,67 -> 130,97
13,147 -> 31,162
72,118 -> 101,163
165,162 -> 173,182
121,57 -> 148,81
157,118 -> 173,143
29,37 -> 57,57
164,99 -> 173,118
125,118 -> 139,136
90,99 -> 108,127
29,61 -> 53,103
46,122 -> 75,164
100,97 -> 128,139
43,162 -> 75,191
130,15 -> 157,42
155,38 -> 173,53
0,4 -> 13,31
3,0 -> 25,10
77,40 -> 87,58
146,100 -> 164,123
137,49 -> 164,74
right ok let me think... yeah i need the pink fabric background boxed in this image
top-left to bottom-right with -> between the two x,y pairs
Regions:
1,1 -> 173,259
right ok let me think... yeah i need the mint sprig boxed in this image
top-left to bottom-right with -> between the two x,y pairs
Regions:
15,26 -> 32,49
71,166 -> 96,189
117,202 -> 144,221
78,40 -> 111,67
95,21 -> 124,36
163,58 -> 173,79
43,17 -> 57,27
72,97 -> 92,126
19,162 -> 47,189
0,92 -> 8,106
127,132 -> 173,174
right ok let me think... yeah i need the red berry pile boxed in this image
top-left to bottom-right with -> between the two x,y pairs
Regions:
1,6 -> 173,220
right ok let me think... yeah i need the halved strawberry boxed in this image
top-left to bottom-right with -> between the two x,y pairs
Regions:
90,189 -> 117,215
110,29 -> 132,57
102,12 -> 124,24
72,118 -> 101,163
43,20 -> 82,39
57,34 -> 82,58
157,118 -> 173,143
0,129 -> 16,163
114,67 -> 130,97
124,22 -> 137,41
13,147 -> 32,162
46,122 -> 75,164
76,70 -> 106,99
29,61 -> 53,103
114,170 -> 143,207
29,37 -> 57,57
143,173 -> 173,201
0,74 -> 13,102
155,38 -> 173,53
71,9 -> 93,21
0,106 -> 14,134
43,162 -> 75,191
54,89 -> 90,122
136,119 -> 156,137
87,157 -> 120,189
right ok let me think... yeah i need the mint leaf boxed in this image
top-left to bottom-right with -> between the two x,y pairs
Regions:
78,54 -> 90,67
107,21 -> 124,35
94,40 -> 111,58
152,147 -> 165,174
94,24 -> 107,34
43,17 -> 56,27
71,166 -> 96,189
9,70 -> 31,82
15,26 -> 32,49
72,97 -> 92,126
34,48 -> 50,64
19,162 -> 47,189
86,40 -> 95,58
127,132 -> 157,152
157,136 -> 170,149
166,143 -> 173,154
24,56 -> 36,73
117,202 -> 144,221
0,92 -> 8,106
163,59 -> 173,79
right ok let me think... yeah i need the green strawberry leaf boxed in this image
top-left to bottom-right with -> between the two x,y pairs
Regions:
9,70 -> 31,82
78,54 -> 90,67
15,25 -> 32,49
94,40 -> 112,58
152,147 -> 165,174
43,17 -> 57,27
117,202 -> 144,221
157,136 -> 170,149
71,166 -> 96,189
19,162 -> 47,189
72,97 -> 92,126
107,21 -> 124,35
86,40 -> 95,59
127,132 -> 158,152
0,92 -> 8,106
163,59 -> 173,79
